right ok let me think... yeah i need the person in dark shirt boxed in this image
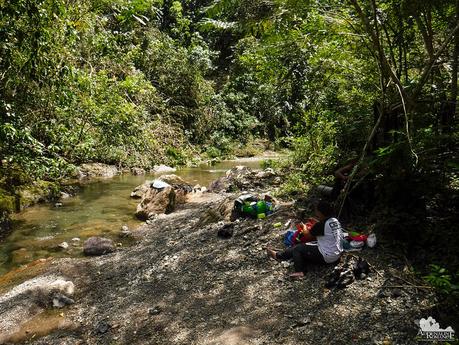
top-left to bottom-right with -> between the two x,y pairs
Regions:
267,201 -> 343,278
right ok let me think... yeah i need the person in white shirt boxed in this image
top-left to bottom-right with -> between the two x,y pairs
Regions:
267,200 -> 343,278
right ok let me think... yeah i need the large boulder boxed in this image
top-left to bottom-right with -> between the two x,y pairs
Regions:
133,175 -> 193,218
83,237 -> 115,256
209,166 -> 281,193
157,175 -> 193,204
130,180 -> 152,199
135,186 -> 176,220
197,197 -> 235,227
209,166 -> 253,192
78,163 -> 118,179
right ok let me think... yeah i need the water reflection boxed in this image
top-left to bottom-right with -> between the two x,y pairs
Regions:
0,159 -> 263,275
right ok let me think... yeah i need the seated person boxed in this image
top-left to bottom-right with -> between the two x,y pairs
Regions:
267,200 -> 343,278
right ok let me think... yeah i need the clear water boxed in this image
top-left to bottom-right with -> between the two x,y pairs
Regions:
0,159 -> 263,276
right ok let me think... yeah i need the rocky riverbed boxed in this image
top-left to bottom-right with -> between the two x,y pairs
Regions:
0,167 -> 441,345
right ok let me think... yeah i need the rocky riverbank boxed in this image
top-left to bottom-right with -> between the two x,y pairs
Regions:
0,167 -> 441,345
0,163 -> 178,239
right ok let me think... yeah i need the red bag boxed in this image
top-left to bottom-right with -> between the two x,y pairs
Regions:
292,218 -> 318,244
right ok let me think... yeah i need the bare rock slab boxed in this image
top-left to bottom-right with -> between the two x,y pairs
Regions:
78,163 -> 118,179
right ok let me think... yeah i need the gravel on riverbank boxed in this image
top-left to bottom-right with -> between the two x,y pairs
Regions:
0,186 -> 440,345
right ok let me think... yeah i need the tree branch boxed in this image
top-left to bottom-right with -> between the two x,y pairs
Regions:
348,0 -> 411,104
414,21 -> 459,97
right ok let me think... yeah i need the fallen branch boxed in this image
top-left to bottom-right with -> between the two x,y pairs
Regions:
390,273 -> 417,285
379,285 -> 433,290
357,256 -> 385,279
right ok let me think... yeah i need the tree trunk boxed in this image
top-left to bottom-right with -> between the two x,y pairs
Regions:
414,13 -> 434,60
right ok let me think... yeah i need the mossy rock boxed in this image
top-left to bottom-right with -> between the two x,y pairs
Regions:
17,180 -> 61,210
0,188 -> 15,213
0,166 -> 32,188
0,190 -> 13,237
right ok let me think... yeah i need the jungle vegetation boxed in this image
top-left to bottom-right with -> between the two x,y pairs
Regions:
0,0 -> 458,298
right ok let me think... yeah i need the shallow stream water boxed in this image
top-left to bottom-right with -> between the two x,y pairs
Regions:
0,158 -> 266,276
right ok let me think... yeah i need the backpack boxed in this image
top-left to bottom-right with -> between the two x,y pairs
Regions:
233,194 -> 274,219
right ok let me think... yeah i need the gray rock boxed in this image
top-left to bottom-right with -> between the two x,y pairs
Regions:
130,180 -> 152,198
52,293 -> 74,308
95,320 -> 110,334
255,168 -> 276,179
120,230 -> 132,238
58,242 -> 69,250
83,237 -> 115,256
0,276 -> 75,335
60,192 -> 71,199
71,238 -> 81,246
296,317 -> 311,326
152,165 -> 176,173
120,225 -> 131,238
78,163 -> 118,179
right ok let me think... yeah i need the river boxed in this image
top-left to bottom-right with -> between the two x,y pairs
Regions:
0,158 -> 269,276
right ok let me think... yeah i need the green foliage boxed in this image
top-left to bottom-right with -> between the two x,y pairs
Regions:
424,265 -> 459,295
276,171 -> 311,198
0,0 -> 225,184
231,138 -> 266,157
0,189 -> 15,214
205,146 -> 222,159
165,146 -> 188,166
